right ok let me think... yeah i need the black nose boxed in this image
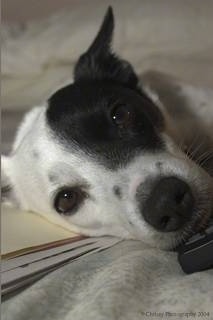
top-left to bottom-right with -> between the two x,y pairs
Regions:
142,177 -> 194,232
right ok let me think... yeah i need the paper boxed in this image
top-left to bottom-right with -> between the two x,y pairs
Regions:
1,205 -> 78,256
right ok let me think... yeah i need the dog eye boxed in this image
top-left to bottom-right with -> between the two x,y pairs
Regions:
111,105 -> 131,128
54,188 -> 84,215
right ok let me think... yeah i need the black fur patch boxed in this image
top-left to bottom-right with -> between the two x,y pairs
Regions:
48,173 -> 58,183
156,161 -> 163,171
113,185 -> 122,199
2,184 -> 12,200
46,7 -> 164,169
32,150 -> 39,159
47,82 -> 164,169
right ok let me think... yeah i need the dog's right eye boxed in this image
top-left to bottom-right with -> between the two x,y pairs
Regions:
54,187 -> 85,215
111,105 -> 132,129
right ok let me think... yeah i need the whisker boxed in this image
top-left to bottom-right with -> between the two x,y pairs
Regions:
195,150 -> 213,164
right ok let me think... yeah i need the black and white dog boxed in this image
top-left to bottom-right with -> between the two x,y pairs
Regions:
2,8 -> 213,249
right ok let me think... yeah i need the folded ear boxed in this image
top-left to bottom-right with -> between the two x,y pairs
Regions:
1,156 -> 16,204
74,7 -> 138,89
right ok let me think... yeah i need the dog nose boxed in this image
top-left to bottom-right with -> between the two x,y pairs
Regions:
142,177 -> 194,232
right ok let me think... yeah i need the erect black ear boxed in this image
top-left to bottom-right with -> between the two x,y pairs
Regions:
74,7 -> 138,89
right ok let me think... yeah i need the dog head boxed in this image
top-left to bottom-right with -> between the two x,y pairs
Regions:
2,7 -> 213,249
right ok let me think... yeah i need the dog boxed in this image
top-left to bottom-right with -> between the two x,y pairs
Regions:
2,7 -> 213,249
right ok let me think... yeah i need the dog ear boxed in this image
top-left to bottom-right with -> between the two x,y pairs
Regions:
74,6 -> 138,89
1,156 -> 16,204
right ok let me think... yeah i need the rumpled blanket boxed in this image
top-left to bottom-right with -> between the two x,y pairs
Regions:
2,240 -> 213,320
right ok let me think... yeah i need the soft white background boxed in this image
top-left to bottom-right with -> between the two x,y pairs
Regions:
2,0 -> 213,110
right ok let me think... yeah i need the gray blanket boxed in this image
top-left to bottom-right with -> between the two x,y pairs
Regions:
2,240 -> 213,320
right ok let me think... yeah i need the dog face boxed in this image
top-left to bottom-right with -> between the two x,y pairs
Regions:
2,8 -> 213,249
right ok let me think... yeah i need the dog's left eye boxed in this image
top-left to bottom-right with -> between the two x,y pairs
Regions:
54,187 -> 85,215
111,105 -> 131,128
